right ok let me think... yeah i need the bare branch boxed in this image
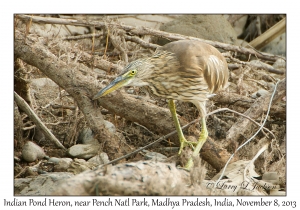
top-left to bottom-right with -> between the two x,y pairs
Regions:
17,14 -> 283,62
14,91 -> 66,149
226,78 -> 286,143
124,35 -> 159,49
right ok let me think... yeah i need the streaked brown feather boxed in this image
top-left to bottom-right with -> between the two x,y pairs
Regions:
157,40 -> 228,94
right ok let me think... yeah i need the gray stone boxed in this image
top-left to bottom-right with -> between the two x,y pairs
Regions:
251,89 -> 269,99
47,157 -> 73,172
31,22 -> 90,38
273,58 -> 286,70
261,33 -> 286,56
158,15 -> 237,45
144,151 -> 167,162
87,153 -> 110,165
67,144 -> 100,159
22,141 -> 46,162
110,14 -> 176,30
126,89 -> 135,94
256,89 -> 269,97
31,78 -> 58,89
234,39 -> 249,47
78,128 -> 98,145
47,157 -> 61,164
104,120 -> 116,134
77,121 -> 115,145
32,128 -> 45,143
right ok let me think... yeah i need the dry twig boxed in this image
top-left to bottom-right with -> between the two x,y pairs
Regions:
226,78 -> 286,143
14,91 -> 66,149
215,80 -> 280,188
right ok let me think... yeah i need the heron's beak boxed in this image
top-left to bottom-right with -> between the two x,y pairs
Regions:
93,75 -> 130,100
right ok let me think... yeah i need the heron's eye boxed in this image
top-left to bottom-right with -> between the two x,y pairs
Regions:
130,70 -> 137,76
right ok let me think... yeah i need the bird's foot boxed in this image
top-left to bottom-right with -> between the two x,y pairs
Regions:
193,129 -> 208,155
183,132 -> 208,170
183,129 -> 208,171
178,138 -> 197,155
183,158 -> 194,171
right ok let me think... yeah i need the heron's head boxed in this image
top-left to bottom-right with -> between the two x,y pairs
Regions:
93,51 -> 179,100
93,59 -> 152,100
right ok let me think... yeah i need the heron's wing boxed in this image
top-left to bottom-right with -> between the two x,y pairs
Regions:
200,54 -> 229,93
159,40 -> 229,93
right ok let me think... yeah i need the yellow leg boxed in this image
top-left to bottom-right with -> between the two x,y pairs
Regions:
184,117 -> 208,170
168,99 -> 196,154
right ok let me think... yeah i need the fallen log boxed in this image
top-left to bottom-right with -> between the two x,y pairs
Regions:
51,160 -> 208,196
